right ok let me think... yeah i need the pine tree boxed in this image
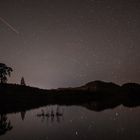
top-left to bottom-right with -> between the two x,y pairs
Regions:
21,77 -> 26,85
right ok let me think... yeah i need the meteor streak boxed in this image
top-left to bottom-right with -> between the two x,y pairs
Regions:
0,17 -> 19,34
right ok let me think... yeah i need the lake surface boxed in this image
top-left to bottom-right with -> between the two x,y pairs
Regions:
0,105 -> 140,140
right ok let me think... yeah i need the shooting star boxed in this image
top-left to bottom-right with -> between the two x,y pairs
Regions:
0,17 -> 19,34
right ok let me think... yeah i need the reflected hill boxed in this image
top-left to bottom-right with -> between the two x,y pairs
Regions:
0,81 -> 140,114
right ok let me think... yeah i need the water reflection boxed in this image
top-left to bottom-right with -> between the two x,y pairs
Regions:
20,111 -> 26,121
36,106 -> 64,123
0,114 -> 13,136
1,104 -> 140,140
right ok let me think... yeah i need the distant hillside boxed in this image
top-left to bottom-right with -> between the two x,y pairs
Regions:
78,80 -> 120,92
0,81 -> 140,114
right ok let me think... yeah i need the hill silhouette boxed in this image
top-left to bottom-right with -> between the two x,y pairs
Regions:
0,81 -> 140,114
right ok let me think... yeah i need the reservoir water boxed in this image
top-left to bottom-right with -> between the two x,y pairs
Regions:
0,104 -> 140,140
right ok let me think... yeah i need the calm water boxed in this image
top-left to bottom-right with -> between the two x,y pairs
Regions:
1,105 -> 140,140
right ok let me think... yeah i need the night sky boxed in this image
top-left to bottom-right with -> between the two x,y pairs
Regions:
0,0 -> 140,89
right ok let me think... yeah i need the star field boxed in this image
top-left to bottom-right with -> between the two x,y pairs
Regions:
0,0 -> 140,88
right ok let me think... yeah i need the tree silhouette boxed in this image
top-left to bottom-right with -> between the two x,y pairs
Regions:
21,77 -> 26,85
0,63 -> 13,83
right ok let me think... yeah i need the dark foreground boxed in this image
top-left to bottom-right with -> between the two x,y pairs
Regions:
0,81 -> 140,139
0,81 -> 140,114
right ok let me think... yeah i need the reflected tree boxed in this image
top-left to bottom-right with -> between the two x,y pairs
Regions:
0,63 -> 13,83
36,106 -> 64,123
0,114 -> 13,136
20,111 -> 26,121
56,106 -> 64,123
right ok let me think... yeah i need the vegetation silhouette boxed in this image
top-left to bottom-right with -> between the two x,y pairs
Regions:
0,63 -> 13,84
0,81 -> 140,115
0,114 -> 13,136
21,77 -> 26,86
